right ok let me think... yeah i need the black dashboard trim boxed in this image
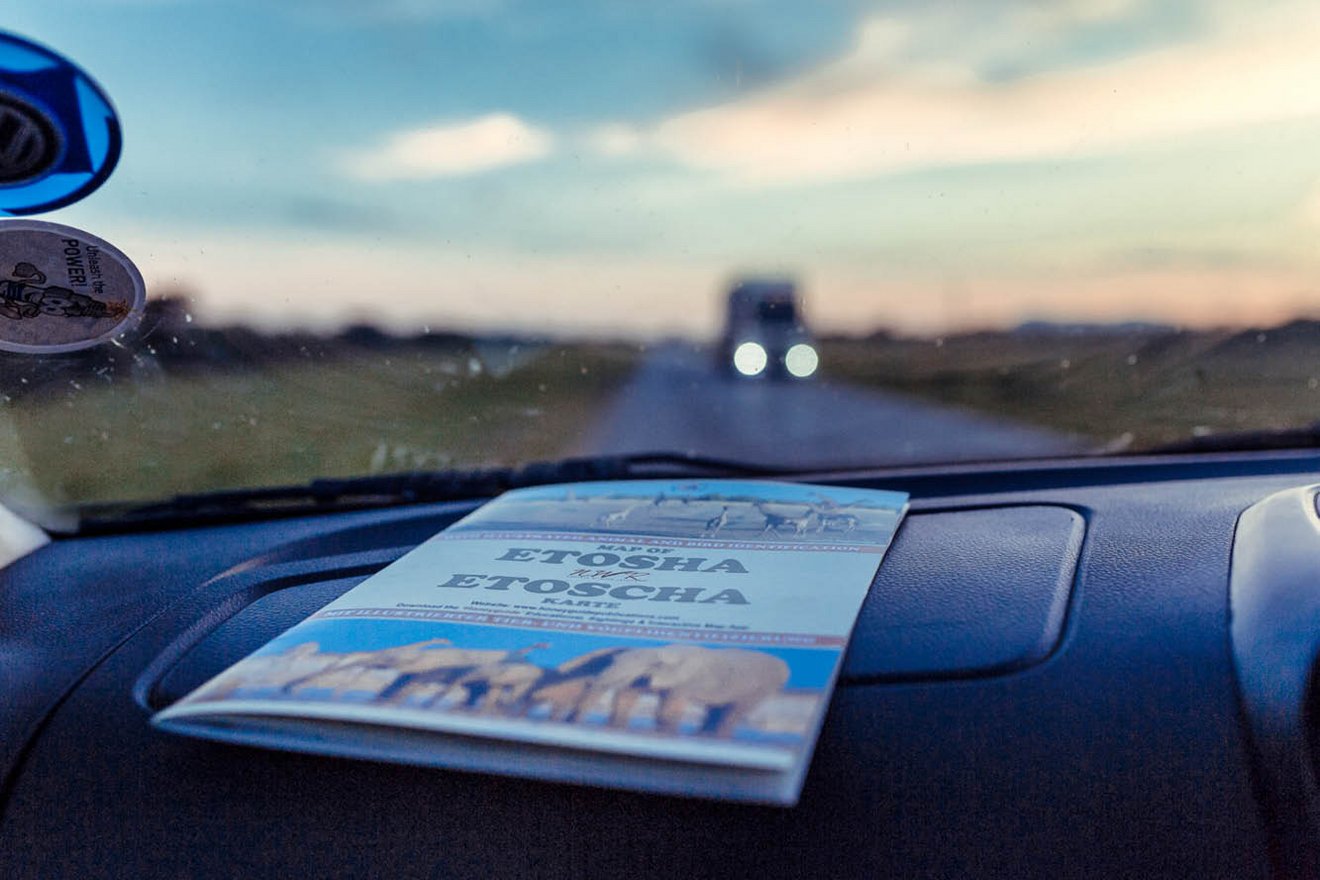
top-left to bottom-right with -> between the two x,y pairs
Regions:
1229,484 -> 1320,878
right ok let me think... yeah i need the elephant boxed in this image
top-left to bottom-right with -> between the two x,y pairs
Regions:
633,646 -> 789,736
444,659 -> 548,714
375,642 -> 551,706
279,637 -> 453,696
293,663 -> 398,698
527,644 -> 790,738
517,647 -> 629,720
194,641 -> 331,700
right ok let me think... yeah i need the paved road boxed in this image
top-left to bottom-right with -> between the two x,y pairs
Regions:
579,343 -> 1086,469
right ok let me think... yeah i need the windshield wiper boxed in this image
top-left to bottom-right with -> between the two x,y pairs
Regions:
1142,422 -> 1320,455
74,452 -> 799,533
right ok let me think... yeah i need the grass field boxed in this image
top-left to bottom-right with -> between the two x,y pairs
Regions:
0,341 -> 640,508
821,321 -> 1320,451
6,318 -> 1320,515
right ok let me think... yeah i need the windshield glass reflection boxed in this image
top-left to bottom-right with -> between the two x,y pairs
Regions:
1,1 -> 1319,516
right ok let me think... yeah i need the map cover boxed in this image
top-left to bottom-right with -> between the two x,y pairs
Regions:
153,479 -> 908,804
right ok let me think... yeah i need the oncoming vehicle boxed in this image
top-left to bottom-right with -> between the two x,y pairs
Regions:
719,279 -> 818,380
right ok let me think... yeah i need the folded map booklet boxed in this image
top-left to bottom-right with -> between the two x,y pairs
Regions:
154,480 -> 908,804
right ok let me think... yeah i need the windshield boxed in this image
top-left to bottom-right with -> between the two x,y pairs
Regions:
3,1 -> 1320,522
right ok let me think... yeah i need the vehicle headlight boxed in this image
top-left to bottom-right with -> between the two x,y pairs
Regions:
784,343 -> 818,378
732,341 -> 768,376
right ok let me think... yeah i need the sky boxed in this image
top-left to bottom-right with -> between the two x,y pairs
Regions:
7,0 -> 1320,337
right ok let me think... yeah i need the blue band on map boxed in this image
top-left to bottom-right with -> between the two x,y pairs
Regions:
0,32 -> 121,215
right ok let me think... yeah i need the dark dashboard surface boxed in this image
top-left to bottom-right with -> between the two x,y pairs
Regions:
4,451 -> 1320,878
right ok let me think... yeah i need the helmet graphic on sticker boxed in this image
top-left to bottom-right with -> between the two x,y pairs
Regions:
0,32 -> 121,214
0,220 -> 144,353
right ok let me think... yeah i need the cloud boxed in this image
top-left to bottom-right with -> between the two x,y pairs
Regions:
585,124 -> 644,158
341,113 -> 553,181
1014,0 -> 1144,31
591,3 -> 1320,185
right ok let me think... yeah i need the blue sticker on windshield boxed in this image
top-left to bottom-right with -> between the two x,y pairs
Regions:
0,32 -> 121,215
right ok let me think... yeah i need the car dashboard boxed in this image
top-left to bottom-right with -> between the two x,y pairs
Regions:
4,450 -> 1320,878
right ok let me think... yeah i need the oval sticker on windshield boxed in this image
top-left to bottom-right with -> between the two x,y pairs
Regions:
0,220 -> 144,353
0,32 -> 122,215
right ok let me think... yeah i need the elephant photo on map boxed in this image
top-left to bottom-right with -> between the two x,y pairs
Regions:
522,644 -> 790,737
191,633 -> 804,741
